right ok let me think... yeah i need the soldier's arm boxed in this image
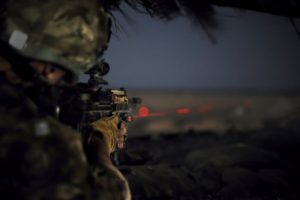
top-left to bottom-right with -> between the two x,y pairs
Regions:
83,114 -> 131,200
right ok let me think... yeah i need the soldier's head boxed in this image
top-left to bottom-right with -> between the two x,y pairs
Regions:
0,0 -> 110,85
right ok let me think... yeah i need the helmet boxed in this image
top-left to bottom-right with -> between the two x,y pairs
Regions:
2,0 -> 110,75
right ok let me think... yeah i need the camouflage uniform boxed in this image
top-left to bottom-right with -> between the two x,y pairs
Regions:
0,0 -> 131,199
85,115 -> 131,200
0,52 -> 131,200
0,58 -> 89,199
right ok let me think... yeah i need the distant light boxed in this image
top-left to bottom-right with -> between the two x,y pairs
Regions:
176,108 -> 190,115
138,106 -> 150,117
127,116 -> 133,122
199,105 -> 212,113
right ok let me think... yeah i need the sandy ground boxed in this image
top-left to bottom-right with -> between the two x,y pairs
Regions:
117,91 -> 300,199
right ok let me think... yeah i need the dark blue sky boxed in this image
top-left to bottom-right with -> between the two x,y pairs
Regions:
84,6 -> 300,90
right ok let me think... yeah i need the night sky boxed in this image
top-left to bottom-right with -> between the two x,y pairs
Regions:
83,6 -> 300,90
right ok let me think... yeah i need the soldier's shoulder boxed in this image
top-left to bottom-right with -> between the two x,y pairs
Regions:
89,162 -> 131,200
0,117 -> 89,199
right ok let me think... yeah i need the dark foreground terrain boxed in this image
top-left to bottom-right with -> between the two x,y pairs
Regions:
117,120 -> 300,200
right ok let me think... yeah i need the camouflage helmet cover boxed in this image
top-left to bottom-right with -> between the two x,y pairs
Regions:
3,0 -> 109,75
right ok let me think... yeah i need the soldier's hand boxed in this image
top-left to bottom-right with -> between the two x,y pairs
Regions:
117,121 -> 128,149
90,113 -> 128,153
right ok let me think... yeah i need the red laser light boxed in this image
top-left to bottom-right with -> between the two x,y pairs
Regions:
138,106 -> 149,117
176,108 -> 190,115
127,116 -> 133,122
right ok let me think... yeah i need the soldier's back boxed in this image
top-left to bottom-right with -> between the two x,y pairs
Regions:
0,62 -> 90,199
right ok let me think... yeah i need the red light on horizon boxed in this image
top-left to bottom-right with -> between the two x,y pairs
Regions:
138,106 -> 150,117
176,108 -> 190,115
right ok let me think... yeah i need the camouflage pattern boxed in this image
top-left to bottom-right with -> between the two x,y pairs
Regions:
89,162 -> 131,200
3,0 -> 110,75
90,114 -> 119,154
0,119 -> 89,200
0,57 -> 131,199
0,1 -> 129,199
84,114 -> 131,200
0,58 -> 89,199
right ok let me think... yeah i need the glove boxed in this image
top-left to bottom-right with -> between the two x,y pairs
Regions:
116,121 -> 128,149
90,113 -> 118,154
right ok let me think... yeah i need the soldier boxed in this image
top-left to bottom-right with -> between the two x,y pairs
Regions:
0,0 -> 130,199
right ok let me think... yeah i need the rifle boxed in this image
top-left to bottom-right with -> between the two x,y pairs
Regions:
59,60 -> 141,129
58,61 -> 141,164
